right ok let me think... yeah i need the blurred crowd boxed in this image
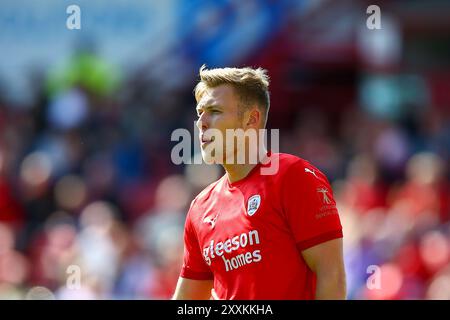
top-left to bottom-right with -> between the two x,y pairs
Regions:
0,0 -> 449,300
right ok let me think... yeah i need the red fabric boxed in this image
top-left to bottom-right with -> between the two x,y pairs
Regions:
296,230 -> 343,251
180,153 -> 343,299
0,178 -> 24,228
180,213 -> 214,281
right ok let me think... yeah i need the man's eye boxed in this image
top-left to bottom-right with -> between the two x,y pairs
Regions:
211,110 -> 221,114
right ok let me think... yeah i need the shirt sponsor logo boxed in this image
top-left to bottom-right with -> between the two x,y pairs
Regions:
203,230 -> 262,271
247,195 -> 261,216
315,187 -> 338,219
317,187 -> 332,204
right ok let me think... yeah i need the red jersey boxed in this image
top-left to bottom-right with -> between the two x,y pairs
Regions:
180,153 -> 343,299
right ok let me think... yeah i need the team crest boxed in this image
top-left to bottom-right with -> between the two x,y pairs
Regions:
247,195 -> 261,216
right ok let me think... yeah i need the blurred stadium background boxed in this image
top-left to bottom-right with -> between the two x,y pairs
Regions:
0,0 -> 449,299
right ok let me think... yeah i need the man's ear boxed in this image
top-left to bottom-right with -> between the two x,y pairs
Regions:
245,107 -> 261,128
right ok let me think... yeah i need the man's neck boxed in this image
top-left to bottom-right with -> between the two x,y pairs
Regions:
222,148 -> 268,184
224,163 -> 257,184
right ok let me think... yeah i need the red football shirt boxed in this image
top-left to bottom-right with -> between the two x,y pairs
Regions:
180,153 -> 343,299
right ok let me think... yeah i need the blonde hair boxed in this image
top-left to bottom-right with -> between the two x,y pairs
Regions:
194,65 -> 270,127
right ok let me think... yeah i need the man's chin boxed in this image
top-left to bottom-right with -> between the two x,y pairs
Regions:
202,152 -> 241,166
201,152 -> 219,165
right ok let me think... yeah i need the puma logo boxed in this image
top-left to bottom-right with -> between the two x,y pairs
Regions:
203,214 -> 218,228
305,168 -> 319,178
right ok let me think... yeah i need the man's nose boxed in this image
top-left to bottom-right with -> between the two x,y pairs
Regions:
196,113 -> 209,131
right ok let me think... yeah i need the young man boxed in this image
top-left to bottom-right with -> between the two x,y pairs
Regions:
172,66 -> 346,300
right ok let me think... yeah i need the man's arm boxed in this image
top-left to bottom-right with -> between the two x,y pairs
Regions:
301,238 -> 347,300
172,277 -> 214,300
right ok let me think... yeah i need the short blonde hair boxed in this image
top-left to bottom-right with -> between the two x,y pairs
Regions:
194,65 -> 270,127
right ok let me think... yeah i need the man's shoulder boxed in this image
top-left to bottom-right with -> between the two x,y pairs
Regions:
272,152 -> 316,174
190,175 -> 225,207
186,176 -> 225,226
269,152 -> 329,185
272,153 -> 331,187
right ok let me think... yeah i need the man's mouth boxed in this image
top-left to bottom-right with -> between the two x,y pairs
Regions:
200,135 -> 215,146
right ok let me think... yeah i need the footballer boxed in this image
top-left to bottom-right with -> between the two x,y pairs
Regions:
172,65 -> 346,300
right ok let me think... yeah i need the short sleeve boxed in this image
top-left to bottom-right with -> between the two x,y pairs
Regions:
281,161 -> 343,251
180,202 -> 214,280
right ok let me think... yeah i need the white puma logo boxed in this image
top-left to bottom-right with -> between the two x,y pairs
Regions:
305,168 -> 319,178
203,214 -> 218,228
